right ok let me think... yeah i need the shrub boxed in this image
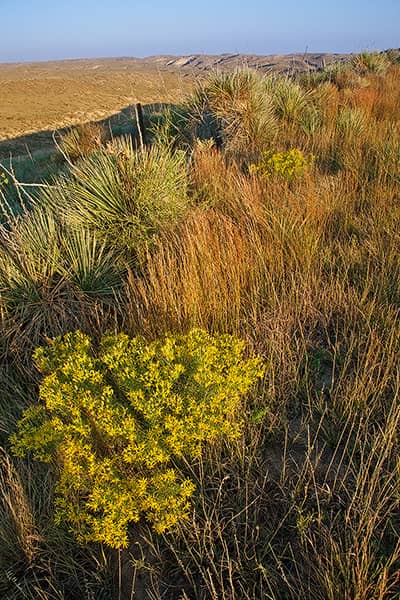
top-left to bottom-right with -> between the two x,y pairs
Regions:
264,75 -> 312,123
0,206 -> 124,358
45,136 -> 189,255
352,51 -> 389,75
249,148 -> 314,180
187,70 -> 278,156
58,122 -> 107,162
11,329 -> 264,548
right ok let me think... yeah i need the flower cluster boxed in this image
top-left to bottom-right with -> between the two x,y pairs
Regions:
11,329 -> 264,548
249,148 -> 314,181
0,172 -> 9,186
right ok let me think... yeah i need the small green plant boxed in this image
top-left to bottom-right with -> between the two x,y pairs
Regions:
11,329 -> 264,548
0,172 -> 9,187
249,148 -> 314,181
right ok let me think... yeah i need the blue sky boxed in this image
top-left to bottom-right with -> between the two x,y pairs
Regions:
1,0 -> 399,62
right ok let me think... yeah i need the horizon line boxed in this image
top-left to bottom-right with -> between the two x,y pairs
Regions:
1,47 -> 396,66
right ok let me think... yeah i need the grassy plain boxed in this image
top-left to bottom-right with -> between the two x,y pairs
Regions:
0,51 -> 400,599
0,58 -> 194,156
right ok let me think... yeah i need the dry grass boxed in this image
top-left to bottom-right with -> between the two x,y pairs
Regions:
0,60 -> 194,158
1,60 -> 400,598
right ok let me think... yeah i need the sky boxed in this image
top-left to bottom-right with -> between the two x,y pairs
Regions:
0,0 -> 399,62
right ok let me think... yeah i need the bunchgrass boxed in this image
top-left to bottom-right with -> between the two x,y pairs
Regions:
58,122 -> 108,162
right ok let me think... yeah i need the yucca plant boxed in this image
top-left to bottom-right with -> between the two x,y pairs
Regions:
0,207 -> 66,352
0,205 -> 123,359
59,227 -> 124,297
264,75 -> 312,123
337,107 -> 369,139
299,105 -> 323,137
187,70 -> 278,157
45,136 -> 190,256
352,51 -> 390,75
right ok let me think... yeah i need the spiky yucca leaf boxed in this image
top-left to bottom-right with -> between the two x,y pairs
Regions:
337,107 -> 369,139
45,137 -> 189,254
59,228 -> 124,296
188,70 -> 278,156
0,206 -> 123,357
264,75 -> 313,123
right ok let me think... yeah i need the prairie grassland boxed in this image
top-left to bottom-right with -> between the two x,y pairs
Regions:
0,53 -> 400,599
0,60 -> 193,159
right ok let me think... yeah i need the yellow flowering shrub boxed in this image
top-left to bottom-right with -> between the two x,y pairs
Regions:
249,148 -> 314,180
11,329 -> 264,548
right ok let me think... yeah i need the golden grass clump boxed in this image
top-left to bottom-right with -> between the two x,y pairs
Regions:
58,121 -> 107,162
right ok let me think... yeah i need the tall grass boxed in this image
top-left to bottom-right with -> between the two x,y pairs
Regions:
1,61 -> 400,598
58,122 -> 108,162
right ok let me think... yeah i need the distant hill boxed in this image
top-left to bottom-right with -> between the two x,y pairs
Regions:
144,52 -> 350,73
0,52 -> 350,77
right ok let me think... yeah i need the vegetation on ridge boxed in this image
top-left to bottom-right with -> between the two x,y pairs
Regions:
0,51 -> 400,598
